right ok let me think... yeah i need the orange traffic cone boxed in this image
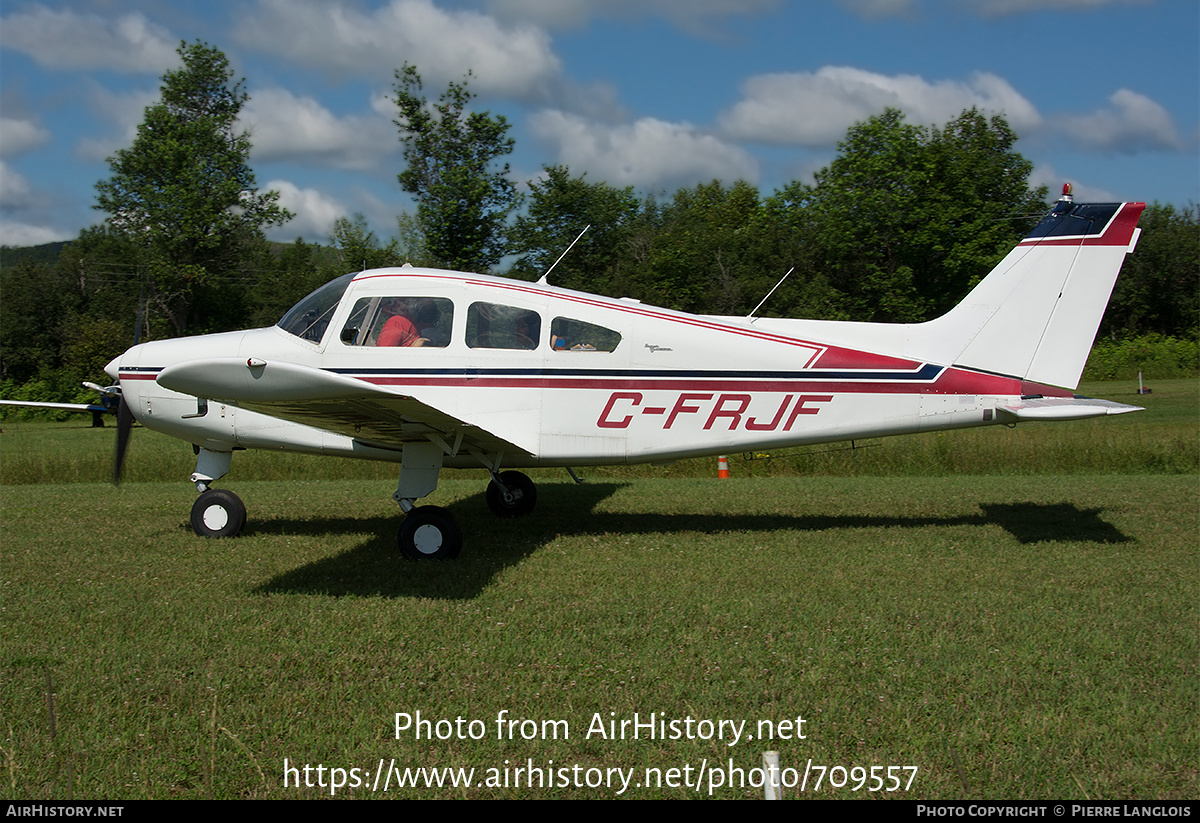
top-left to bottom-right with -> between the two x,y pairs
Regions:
717,455 -> 729,478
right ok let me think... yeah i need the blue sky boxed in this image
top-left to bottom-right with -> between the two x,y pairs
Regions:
1,0 -> 1196,249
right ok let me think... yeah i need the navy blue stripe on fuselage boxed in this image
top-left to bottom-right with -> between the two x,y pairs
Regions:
326,363 -> 946,382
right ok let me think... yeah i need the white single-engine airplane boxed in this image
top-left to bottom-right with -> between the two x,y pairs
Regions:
94,186 -> 1143,558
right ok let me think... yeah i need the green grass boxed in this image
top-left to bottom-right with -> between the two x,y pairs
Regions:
2,379 -> 1196,485
1,380 -> 1196,799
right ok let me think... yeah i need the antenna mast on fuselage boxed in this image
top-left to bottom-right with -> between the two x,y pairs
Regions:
538,225 -> 590,285
747,267 -> 795,320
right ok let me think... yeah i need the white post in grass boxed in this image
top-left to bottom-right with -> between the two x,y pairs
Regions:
763,751 -> 781,800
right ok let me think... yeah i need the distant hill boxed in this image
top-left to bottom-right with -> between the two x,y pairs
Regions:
0,241 -> 71,270
0,240 -> 337,273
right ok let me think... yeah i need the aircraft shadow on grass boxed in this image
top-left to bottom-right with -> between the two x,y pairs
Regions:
250,482 -> 1132,599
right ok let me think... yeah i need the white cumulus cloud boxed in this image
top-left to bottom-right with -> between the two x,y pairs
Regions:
0,161 -> 34,209
835,0 -> 1146,17
835,0 -> 917,19
486,0 -> 782,34
266,180 -> 348,241
0,6 -> 177,73
969,0 -> 1148,16
242,89 -> 397,171
718,66 -> 1041,146
234,0 -> 562,99
0,160 -> 70,244
1057,89 -> 1184,154
529,110 -> 758,190
0,219 -> 70,247
75,86 -> 161,163
0,117 -> 51,158
1028,164 -> 1118,203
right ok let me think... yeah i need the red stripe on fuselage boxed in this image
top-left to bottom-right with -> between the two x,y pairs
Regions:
811,346 -> 922,370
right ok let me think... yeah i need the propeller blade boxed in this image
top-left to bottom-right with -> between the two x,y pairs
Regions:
113,397 -> 133,485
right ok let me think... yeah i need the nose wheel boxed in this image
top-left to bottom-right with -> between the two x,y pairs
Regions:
398,505 -> 462,560
190,488 -> 247,538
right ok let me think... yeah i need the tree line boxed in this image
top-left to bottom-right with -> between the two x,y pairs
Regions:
2,42 -> 1196,405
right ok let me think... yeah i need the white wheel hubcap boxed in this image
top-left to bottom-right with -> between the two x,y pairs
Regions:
412,523 -> 443,554
202,505 -> 229,531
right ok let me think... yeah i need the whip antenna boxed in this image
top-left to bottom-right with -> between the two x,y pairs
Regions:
538,225 -> 590,284
748,267 -> 794,320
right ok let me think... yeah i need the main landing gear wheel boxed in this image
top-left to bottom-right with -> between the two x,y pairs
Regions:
190,488 -> 247,538
485,470 -> 537,518
398,505 -> 462,560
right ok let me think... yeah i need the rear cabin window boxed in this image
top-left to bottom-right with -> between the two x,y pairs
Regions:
466,302 -> 541,350
340,296 -> 453,348
550,317 -> 621,352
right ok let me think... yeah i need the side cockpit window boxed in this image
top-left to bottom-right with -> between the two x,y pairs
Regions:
277,273 -> 356,343
550,317 -> 621,352
466,302 -> 541,350
340,296 -> 453,348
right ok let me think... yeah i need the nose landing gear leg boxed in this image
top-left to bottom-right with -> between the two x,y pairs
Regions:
394,441 -> 461,559
189,448 -> 245,538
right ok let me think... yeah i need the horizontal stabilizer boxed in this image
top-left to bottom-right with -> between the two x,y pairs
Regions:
996,396 -> 1143,422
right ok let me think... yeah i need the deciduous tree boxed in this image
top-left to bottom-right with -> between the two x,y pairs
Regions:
329,213 -> 404,272
94,40 -> 291,335
642,180 -> 768,315
508,165 -> 642,294
802,108 -> 1046,322
1101,204 -> 1199,339
393,64 -> 519,272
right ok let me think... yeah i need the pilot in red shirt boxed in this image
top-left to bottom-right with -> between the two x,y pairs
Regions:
377,298 -> 422,347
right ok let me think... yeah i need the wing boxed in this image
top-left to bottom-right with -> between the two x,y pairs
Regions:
0,400 -> 114,414
155,357 -> 532,456
0,400 -> 95,411
0,383 -> 120,415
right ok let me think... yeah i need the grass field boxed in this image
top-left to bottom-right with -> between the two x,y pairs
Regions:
1,381 -> 1197,799
2,380 -> 1196,484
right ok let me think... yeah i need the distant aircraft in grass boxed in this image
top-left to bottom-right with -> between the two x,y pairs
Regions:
0,383 -> 119,428
33,185 -> 1151,558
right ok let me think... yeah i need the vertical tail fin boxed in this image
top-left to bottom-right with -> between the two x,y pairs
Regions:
919,190 -> 1144,390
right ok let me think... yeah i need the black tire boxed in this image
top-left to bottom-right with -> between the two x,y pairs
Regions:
398,505 -> 462,560
190,488 -> 246,538
485,470 -> 537,518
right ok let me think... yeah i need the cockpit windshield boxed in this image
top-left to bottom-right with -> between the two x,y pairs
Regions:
276,273 -> 355,343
